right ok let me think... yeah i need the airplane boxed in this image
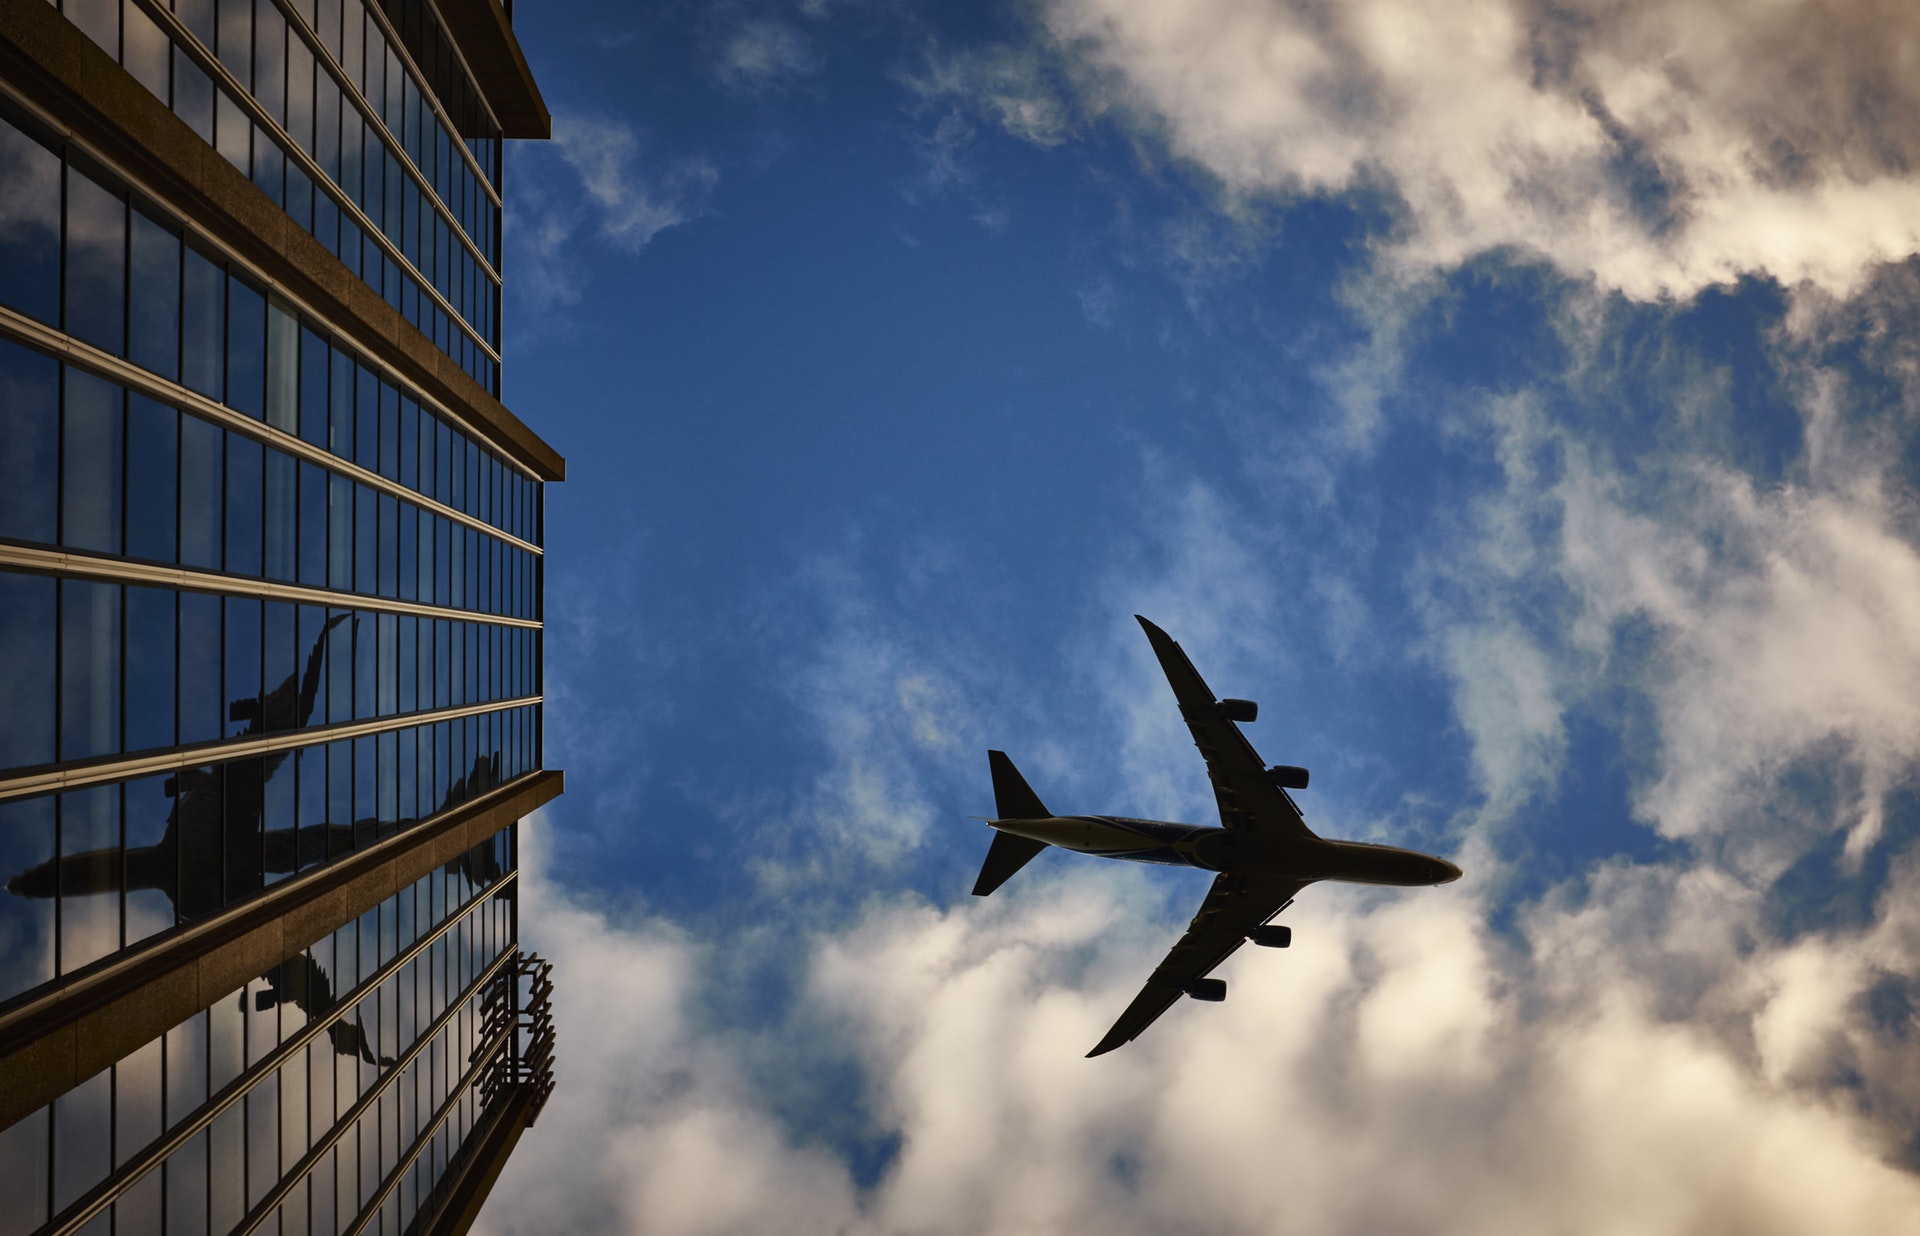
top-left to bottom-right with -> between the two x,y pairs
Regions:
972,615 -> 1461,1057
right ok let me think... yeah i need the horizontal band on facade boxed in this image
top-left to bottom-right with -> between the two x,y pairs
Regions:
0,766 -> 562,1130
0,305 -> 543,556
42,876 -> 519,1235
0,7 -> 565,478
0,540 -> 541,633
0,687 -> 542,803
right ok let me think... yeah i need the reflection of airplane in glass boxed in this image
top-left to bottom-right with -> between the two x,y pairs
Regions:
248,953 -> 394,1065
6,611 -> 509,921
973,616 -> 1462,1056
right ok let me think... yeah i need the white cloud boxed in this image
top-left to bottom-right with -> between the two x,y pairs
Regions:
508,115 -> 716,314
1025,0 -> 1920,298
556,116 -> 720,253
717,18 -> 821,92
482,827 -> 1920,1235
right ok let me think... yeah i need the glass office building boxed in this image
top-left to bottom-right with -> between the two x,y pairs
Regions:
0,1 -> 562,1232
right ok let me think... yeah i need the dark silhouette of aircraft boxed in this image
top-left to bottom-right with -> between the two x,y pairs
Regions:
247,953 -> 394,1066
973,616 -> 1462,1057
7,611 -> 511,922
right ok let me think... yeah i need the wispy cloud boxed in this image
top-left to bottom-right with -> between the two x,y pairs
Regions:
509,114 -> 717,314
716,17 -> 822,93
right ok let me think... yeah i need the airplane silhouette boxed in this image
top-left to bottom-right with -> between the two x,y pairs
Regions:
247,952 -> 394,1066
974,616 -> 1462,1056
7,613 -> 512,924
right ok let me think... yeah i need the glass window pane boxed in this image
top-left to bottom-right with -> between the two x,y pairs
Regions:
179,415 -> 223,569
123,773 -> 176,940
297,604 -> 333,731
299,325 -> 329,450
266,299 -> 298,432
254,0 -> 286,122
164,1128 -> 208,1236
57,784 -> 121,974
215,0 -> 252,87
224,595 -> 262,738
123,0 -> 170,100
315,66 -> 340,183
63,162 -> 127,356
60,368 -> 124,554
127,208 -> 181,380
182,246 -> 225,399
296,740 -> 326,873
264,447 -> 297,581
115,1034 -> 164,1169
298,460 -> 327,587
225,432 -> 263,577
208,1102 -> 244,1235
355,363 -> 378,468
0,572 -> 55,770
0,114 -> 59,323
377,492 -> 397,597
226,275 -> 266,418
178,590 -> 222,745
353,612 -> 374,722
173,47 -> 215,144
397,501 -> 415,602
125,395 -> 178,563
59,579 -> 121,762
262,749 -> 296,887
124,586 -> 176,753
176,760 -> 223,925
287,36 -> 314,153
0,795 -> 56,1004
223,756 -> 262,903
0,338 -> 58,544
52,1066 -> 111,1213
164,1009 -> 208,1127
354,483 -> 375,594
329,347 -> 354,458
114,1172 -> 162,1236
326,610 -> 352,725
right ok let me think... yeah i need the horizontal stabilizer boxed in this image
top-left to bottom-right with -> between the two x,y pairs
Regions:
972,829 -> 1047,897
988,750 -> 1050,821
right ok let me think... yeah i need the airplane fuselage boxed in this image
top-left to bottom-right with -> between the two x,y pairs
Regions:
989,815 -> 1459,887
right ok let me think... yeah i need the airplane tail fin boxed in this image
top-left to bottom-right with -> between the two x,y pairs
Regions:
972,829 -> 1047,897
988,750 -> 1049,820
974,751 -> 1050,897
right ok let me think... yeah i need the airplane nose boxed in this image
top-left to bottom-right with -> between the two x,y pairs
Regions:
1434,857 -> 1463,884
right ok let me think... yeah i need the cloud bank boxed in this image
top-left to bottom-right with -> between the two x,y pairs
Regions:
1034,0 -> 1920,298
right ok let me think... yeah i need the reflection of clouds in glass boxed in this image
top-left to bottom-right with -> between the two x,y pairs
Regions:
0,117 -> 57,241
52,1065 -> 110,1213
0,796 -> 55,1005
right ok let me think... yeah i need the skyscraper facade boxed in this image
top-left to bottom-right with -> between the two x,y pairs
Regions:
0,0 -> 561,1232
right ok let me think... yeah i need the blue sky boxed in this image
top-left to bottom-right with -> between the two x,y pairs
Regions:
475,3 -> 1920,1232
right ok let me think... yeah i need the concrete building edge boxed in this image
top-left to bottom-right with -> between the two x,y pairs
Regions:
416,1085 -> 539,1236
0,769 -> 564,1129
432,0 -> 549,140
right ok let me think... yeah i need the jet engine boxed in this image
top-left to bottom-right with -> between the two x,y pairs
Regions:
1186,978 -> 1227,1002
1268,764 -> 1309,789
1250,925 -> 1292,949
1218,698 -> 1258,723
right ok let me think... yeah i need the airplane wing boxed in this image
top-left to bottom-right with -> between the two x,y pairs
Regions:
1087,873 -> 1307,1056
1136,615 -> 1313,838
